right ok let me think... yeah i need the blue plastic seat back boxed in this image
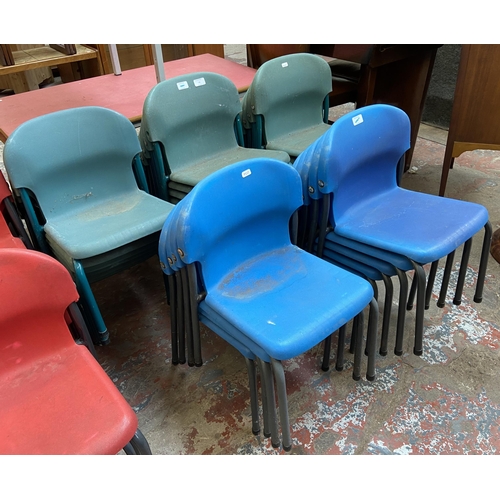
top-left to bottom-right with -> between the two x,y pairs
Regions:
3,106 -> 142,220
140,72 -> 243,174
295,104 -> 411,224
242,53 -> 332,141
173,158 -> 303,289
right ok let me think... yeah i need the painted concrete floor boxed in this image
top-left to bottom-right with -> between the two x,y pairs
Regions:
1,46 -> 500,458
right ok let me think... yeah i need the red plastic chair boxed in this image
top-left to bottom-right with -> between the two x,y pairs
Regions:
0,172 -> 31,249
0,247 -> 151,455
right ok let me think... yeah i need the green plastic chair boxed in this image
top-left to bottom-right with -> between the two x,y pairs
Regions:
3,106 -> 174,345
241,53 -> 332,159
138,71 -> 291,202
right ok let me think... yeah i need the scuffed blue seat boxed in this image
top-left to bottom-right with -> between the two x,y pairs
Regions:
158,157 -> 378,451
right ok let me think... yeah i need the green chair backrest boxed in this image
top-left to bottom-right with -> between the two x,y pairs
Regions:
242,53 -> 332,142
3,106 -> 142,220
140,72 -> 243,174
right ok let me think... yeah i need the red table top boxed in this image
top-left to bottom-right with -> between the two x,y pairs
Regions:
0,53 -> 256,142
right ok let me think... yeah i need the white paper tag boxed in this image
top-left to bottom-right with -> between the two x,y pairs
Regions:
177,81 -> 189,90
193,77 -> 206,87
282,62 -> 288,68
242,169 -> 252,178
352,114 -> 364,126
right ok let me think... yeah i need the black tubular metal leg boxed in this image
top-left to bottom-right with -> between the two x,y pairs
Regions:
353,310 -> 365,381
123,443 -> 136,454
350,315 -> 358,354
394,268 -> 408,356
244,358 -> 261,436
437,250 -> 456,308
321,333 -> 333,371
257,358 -> 271,439
187,264 -> 203,366
270,358 -> 292,452
425,261 -> 439,310
167,274 -> 179,365
453,239 -> 472,305
305,199 -> 320,253
180,267 -> 195,367
474,221 -> 493,303
366,298 -> 379,381
379,274 -> 393,356
407,271 -> 417,311
129,429 -> 152,455
257,358 -> 280,448
410,261 -> 427,356
336,324 -> 346,371
175,270 -> 186,364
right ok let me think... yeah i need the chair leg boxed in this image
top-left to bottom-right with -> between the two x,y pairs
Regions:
180,267 -> 195,367
270,358 -> 292,452
167,274 -> 179,365
425,261 -> 439,310
474,221 -> 493,303
321,333 -> 333,371
352,310 -> 365,381
336,324 -> 346,371
73,260 -> 109,345
407,271 -> 417,311
410,261 -> 427,356
379,274 -> 393,356
257,358 -> 280,448
394,268 -> 408,356
129,429 -> 152,455
437,250 -> 456,308
244,358 -> 261,436
366,298 -> 379,381
453,238 -> 472,305
175,270 -> 186,364
187,264 -> 203,367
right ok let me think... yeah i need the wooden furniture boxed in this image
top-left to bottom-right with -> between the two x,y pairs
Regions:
311,44 -> 440,173
439,45 -> 500,197
0,53 -> 256,143
0,44 -> 103,93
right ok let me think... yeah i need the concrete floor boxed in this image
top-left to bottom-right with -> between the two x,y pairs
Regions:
1,45 -> 500,456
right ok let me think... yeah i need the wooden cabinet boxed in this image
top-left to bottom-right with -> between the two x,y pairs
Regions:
439,45 -> 500,196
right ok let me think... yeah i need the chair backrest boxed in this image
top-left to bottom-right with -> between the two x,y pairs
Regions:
140,72 -> 243,174
295,104 -> 411,225
173,158 -> 303,289
0,248 -> 79,358
242,53 -> 332,141
3,106 -> 142,220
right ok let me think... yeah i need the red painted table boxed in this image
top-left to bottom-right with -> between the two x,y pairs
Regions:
0,53 -> 256,142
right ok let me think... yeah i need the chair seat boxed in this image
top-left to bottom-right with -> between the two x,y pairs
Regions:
0,343 -> 137,454
44,191 -> 173,260
170,147 -> 290,187
266,124 -> 330,158
204,245 -> 373,360
335,188 -> 489,263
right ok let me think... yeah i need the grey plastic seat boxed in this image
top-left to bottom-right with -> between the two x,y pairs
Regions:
241,53 -> 332,159
3,106 -> 174,345
139,71 -> 291,202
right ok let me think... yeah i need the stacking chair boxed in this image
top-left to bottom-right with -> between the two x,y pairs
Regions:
0,171 -> 32,249
138,72 -> 290,203
3,106 -> 174,345
240,53 -> 332,159
158,157 -> 378,450
294,103 -> 492,356
0,247 -> 151,455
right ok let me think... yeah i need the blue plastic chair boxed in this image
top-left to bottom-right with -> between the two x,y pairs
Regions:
159,157 -> 378,450
294,103 -> 492,356
240,53 -> 332,159
3,106 -> 174,345
139,72 -> 290,203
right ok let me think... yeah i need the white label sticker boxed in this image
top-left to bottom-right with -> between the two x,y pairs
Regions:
282,62 -> 288,68
242,169 -> 252,178
193,77 -> 206,87
352,114 -> 364,126
177,81 -> 189,90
